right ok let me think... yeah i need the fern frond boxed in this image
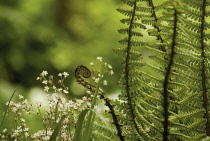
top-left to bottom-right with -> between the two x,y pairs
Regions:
118,28 -> 143,36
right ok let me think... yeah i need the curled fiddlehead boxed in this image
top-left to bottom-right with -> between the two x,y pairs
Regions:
75,65 -> 91,78
75,65 -> 125,141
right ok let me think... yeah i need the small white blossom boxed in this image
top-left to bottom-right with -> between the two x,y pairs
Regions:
103,80 -> 108,85
19,95 -> 24,100
58,73 -> 62,77
90,62 -> 94,66
22,99 -> 28,105
61,132 -> 67,138
20,118 -> 26,122
42,136 -> 50,140
108,64 -> 112,69
6,101 -> 12,106
58,88 -> 63,92
63,90 -> 69,94
15,103 -> 21,109
82,96 -> 87,101
44,86 -> 49,92
25,132 -> 29,137
52,86 -> 57,90
42,80 -> 48,84
95,78 -> 99,83
3,128 -> 7,133
110,70 -> 114,75
86,90 -> 92,94
12,107 -> 18,112
63,72 -> 69,77
24,128 -> 29,132
12,129 -> 20,137
35,101 -> 41,109
96,57 -> 102,61
74,105 -> 78,110
98,74 -> 104,78
41,71 -> 48,76
145,127 -> 150,132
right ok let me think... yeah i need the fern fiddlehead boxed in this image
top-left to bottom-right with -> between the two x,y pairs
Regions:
75,65 -> 124,141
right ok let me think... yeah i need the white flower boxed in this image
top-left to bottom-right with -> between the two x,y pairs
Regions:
24,128 -> 29,132
42,80 -> 48,84
19,95 -> 24,100
15,103 -> 21,109
108,64 -> 112,69
86,90 -> 92,94
61,132 -> 67,138
103,80 -> 108,85
145,127 -> 150,132
3,128 -> 7,133
44,86 -> 49,92
90,62 -> 94,66
110,70 -> 114,75
82,96 -> 87,101
63,90 -> 69,94
74,105 -> 78,109
95,78 -> 99,83
58,73 -> 62,77
58,88 -> 63,92
20,118 -> 26,122
63,72 -> 69,77
98,74 -> 104,77
41,71 -> 48,76
36,77 -> 40,80
25,132 -> 29,137
12,129 -> 20,137
11,107 -> 17,113
42,136 -> 50,140
52,86 -> 57,90
97,57 -> 102,61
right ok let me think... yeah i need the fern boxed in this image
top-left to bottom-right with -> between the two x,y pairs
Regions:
113,0 -> 210,140
73,0 -> 210,140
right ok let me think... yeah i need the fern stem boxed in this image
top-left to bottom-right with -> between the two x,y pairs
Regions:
148,0 -> 166,52
99,94 -> 125,141
200,0 -> 210,136
124,0 -> 141,137
75,66 -> 124,140
162,9 -> 178,141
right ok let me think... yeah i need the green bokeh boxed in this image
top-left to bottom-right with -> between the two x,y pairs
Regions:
0,0 -> 125,133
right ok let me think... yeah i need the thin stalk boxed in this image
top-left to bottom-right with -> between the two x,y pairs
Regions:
200,0 -> 210,136
162,9 -> 178,141
124,0 -> 141,136
83,66 -> 103,141
0,83 -> 21,130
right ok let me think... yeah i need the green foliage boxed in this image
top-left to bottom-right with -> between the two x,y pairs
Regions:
112,0 -> 210,140
49,116 -> 65,141
2,0 -> 210,141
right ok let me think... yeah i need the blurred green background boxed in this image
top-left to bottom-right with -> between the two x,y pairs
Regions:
0,0 -> 169,135
0,0 -> 125,99
0,0 -> 126,131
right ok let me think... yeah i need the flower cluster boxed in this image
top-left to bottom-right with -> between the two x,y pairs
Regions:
1,57 -> 114,141
90,57 -> 114,86
1,94 -> 91,141
37,71 -> 70,96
